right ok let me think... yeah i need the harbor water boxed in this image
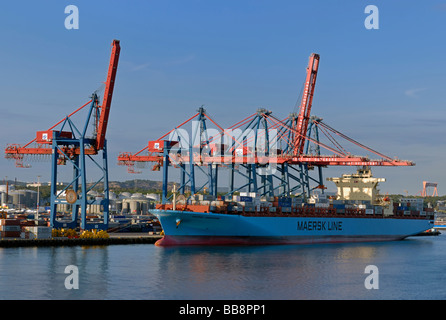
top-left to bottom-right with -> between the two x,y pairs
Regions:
1,233 -> 445,300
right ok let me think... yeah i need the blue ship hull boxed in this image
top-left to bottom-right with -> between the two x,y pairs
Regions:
152,209 -> 435,246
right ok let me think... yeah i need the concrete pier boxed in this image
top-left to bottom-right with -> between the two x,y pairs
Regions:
0,233 -> 162,247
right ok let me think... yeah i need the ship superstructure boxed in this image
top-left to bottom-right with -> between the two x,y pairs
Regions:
327,166 -> 385,204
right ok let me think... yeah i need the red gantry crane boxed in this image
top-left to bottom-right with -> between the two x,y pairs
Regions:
5,39 -> 121,230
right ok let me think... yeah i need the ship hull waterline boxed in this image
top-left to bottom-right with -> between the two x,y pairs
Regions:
152,209 -> 435,246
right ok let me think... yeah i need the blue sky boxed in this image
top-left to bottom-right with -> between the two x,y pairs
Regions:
0,0 -> 445,195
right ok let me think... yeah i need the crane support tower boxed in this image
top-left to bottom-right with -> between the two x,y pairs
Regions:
117,53 -> 414,204
5,40 -> 121,230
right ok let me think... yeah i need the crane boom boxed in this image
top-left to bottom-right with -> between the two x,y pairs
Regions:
96,39 -> 121,151
294,53 -> 320,156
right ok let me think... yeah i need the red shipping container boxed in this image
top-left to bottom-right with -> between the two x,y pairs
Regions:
0,231 -> 21,238
0,219 -> 20,226
20,220 -> 36,227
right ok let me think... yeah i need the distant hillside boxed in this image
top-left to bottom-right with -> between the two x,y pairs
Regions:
7,179 -> 182,198
108,179 -> 188,194
7,179 -> 185,206
108,179 -> 164,192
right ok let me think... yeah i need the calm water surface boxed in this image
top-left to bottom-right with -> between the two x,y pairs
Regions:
1,234 -> 446,300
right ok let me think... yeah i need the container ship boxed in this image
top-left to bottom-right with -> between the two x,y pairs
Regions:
153,167 -> 435,246
120,53 -> 434,246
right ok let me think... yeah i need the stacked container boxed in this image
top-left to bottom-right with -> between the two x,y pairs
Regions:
0,219 -> 21,238
22,226 -> 52,239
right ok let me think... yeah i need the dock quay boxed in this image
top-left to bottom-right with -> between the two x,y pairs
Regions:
0,233 -> 162,248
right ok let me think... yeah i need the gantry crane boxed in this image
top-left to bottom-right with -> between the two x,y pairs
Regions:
117,53 -> 413,204
421,181 -> 438,197
5,39 -> 121,230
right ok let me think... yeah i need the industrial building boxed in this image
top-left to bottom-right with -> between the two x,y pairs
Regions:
0,185 -> 38,209
54,190 -> 157,215
0,183 -> 157,217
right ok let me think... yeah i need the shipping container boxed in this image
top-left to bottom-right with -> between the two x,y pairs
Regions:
23,226 -> 52,239
374,206 -> 383,215
0,231 -> 21,238
278,201 -> 292,208
0,225 -> 20,232
240,196 -> 252,202
0,219 -> 20,226
278,198 -> 292,203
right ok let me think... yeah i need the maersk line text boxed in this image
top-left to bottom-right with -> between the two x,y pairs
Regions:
297,220 -> 343,231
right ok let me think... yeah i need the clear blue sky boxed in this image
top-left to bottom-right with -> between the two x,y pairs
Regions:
1,0 -> 445,195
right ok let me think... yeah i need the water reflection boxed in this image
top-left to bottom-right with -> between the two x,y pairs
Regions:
152,239 -> 437,300
0,237 -> 441,300
0,246 -> 112,299
153,243 -> 375,299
